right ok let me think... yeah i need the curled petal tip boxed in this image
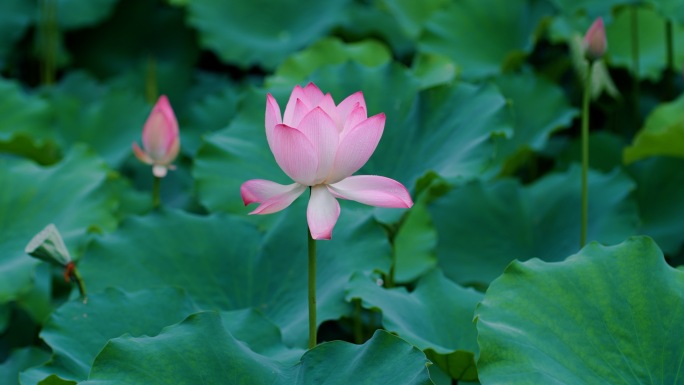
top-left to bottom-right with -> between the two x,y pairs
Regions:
132,142 -> 152,164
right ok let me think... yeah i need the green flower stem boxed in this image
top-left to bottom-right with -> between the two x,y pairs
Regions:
146,56 -> 158,104
386,259 -> 395,288
581,62 -> 593,248
353,298 -> 363,344
40,0 -> 57,85
631,6 -> 640,115
69,264 -> 87,301
153,175 -> 161,208
665,20 -> 674,100
307,221 -> 317,349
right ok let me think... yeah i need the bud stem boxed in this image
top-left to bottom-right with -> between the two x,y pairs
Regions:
580,62 -> 592,248
307,214 -> 317,349
153,175 -> 161,208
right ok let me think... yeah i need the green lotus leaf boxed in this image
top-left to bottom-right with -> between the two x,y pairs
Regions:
392,202 -> 437,284
607,6 -> 684,81
410,53 -> 458,90
43,72 -> 151,167
0,0 -> 34,69
624,92 -> 684,163
346,270 -> 482,381
0,145 -> 117,304
549,0 -> 636,18
186,0 -> 351,70
80,313 -> 431,385
492,71 -> 578,174
286,330 -> 432,385
266,37 -> 391,87
377,0 -> 449,39
628,157 -> 684,256
649,0 -> 684,25
0,347 -> 50,385
78,206 -> 390,347
177,74 -> 244,155
55,0 -> 118,30
418,0 -> 550,80
335,1 -> 415,58
66,0 -> 198,83
555,131 -> 627,174
81,310 -> 301,384
475,236 -> 684,384
0,77 -> 52,145
20,288 -> 198,385
429,165 -> 639,286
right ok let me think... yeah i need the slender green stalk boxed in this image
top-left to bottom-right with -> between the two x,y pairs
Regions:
580,62 -> 593,248
308,222 -> 317,349
40,0 -> 57,85
153,175 -> 161,208
665,20 -> 675,100
145,56 -> 158,104
67,263 -> 87,301
631,7 -> 640,111
353,299 -> 363,344
386,258 -> 395,288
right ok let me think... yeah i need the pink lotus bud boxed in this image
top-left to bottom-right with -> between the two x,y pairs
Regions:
132,95 -> 180,178
583,17 -> 607,62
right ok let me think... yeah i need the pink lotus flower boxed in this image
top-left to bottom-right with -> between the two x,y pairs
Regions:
132,95 -> 180,178
583,17 -> 607,61
241,83 -> 413,240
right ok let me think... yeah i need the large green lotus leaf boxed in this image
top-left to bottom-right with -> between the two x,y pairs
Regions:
307,63 -> 513,187
266,37 -> 391,87
336,1 -> 415,59
79,310 -> 299,385
285,330 -> 432,385
418,0 -> 550,80
378,0 -> 449,39
346,270 -> 482,381
0,347 -> 50,385
0,0 -> 34,69
0,145 -> 117,304
410,53 -> 458,90
55,0 -> 118,30
628,157 -> 684,255
43,72 -> 151,167
66,0 -> 198,82
392,202 -> 437,283
19,288 -> 198,385
649,0 -> 684,25
475,236 -> 684,384
607,6 -> 684,81
624,92 -> 684,163
176,73 -> 244,155
492,72 -> 578,173
549,0 -> 636,18
80,314 -> 430,385
429,165 -> 639,286
79,206 -> 390,347
554,131 -> 627,174
0,77 -> 52,144
186,0 -> 350,70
